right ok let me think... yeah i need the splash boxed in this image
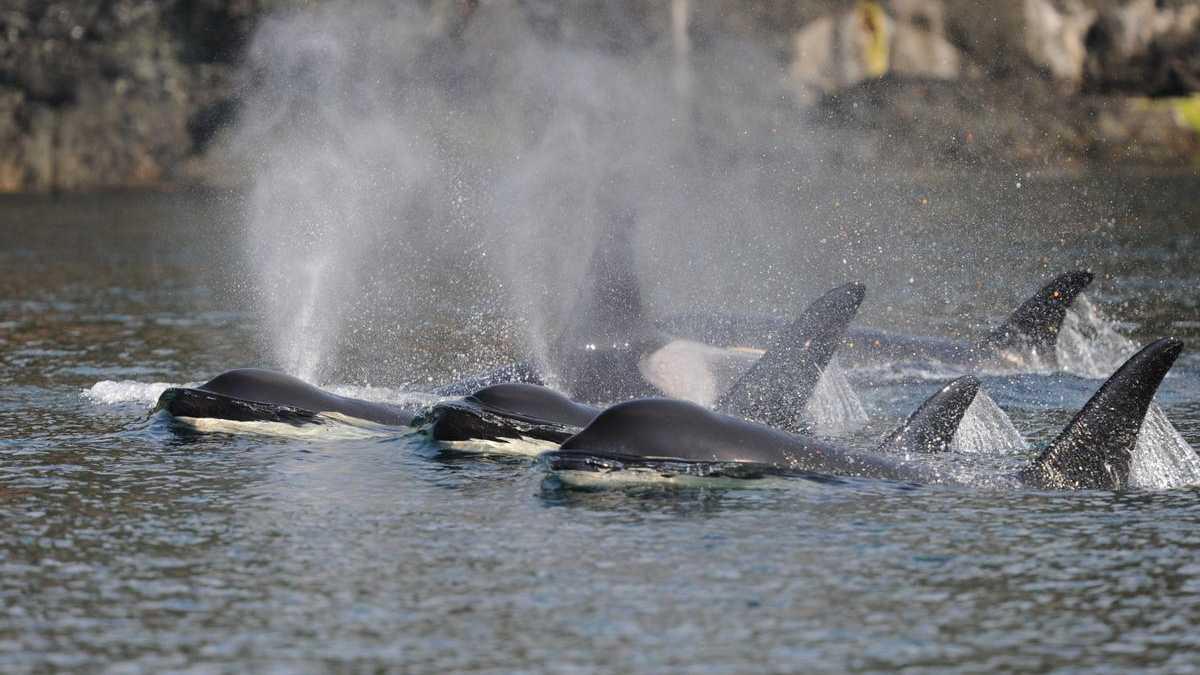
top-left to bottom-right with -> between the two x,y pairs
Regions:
805,359 -> 869,436
83,380 -> 187,406
1129,403 -> 1200,489
325,385 -> 443,410
950,390 -> 1027,453
83,378 -> 441,410
236,4 -> 441,383
1055,294 -> 1137,378
231,2 -> 826,386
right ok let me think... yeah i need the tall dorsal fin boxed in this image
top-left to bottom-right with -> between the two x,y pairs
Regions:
567,212 -> 644,339
549,209 -> 666,403
715,282 -> 865,432
876,376 -> 980,454
982,270 -> 1094,353
1020,337 -> 1183,490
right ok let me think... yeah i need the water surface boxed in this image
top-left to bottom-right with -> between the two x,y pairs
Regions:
2,177 -> 1200,671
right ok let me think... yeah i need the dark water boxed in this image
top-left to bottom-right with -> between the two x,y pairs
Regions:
3,175 -> 1200,672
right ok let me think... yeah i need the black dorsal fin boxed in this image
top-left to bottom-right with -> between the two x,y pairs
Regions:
1020,337 -> 1183,490
876,376 -> 980,454
982,270 -> 1094,352
549,208 -> 665,403
715,282 -> 865,432
559,211 -> 646,347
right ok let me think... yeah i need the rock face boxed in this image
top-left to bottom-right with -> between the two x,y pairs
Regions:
0,0 -> 262,192
1083,0 -> 1200,94
1022,0 -> 1098,85
0,0 -> 1196,193
790,0 -> 964,101
786,0 -> 1200,167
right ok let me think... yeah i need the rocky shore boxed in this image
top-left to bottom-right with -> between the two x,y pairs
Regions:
0,0 -> 1197,193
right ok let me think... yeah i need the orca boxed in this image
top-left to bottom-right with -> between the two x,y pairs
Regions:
418,281 -> 867,444
436,215 -> 828,406
660,271 -> 1096,370
540,338 -> 1183,491
432,215 -> 663,402
420,382 -> 599,444
542,375 -> 983,483
152,277 -> 865,437
155,368 -> 416,427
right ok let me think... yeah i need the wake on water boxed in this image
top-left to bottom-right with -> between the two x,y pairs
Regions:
82,380 -> 439,409
946,393 -> 1200,489
84,380 -> 194,405
81,297 -> 1200,489
806,299 -> 1199,489
82,379 -> 438,440
961,296 -> 1200,488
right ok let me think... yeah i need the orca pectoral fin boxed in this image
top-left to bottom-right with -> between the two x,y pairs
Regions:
715,282 -> 865,432
981,270 -> 1094,353
876,376 -> 980,454
1020,337 -> 1183,490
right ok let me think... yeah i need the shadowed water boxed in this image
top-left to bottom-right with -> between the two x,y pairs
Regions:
2,176 -> 1200,671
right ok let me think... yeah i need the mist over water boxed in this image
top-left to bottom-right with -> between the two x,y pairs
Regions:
1056,294 -> 1138,378
5,174 -> 1200,670
5,0 -> 1200,666
226,1 -> 1198,493
237,4 -> 449,384
233,1 -> 827,385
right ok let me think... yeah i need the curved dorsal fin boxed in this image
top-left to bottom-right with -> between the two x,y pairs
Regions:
715,282 -> 865,432
982,270 -> 1094,353
1020,337 -> 1182,490
876,376 -> 980,454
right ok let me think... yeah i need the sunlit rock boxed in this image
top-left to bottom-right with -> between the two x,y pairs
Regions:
1022,0 -> 1097,88
789,0 -> 963,103
1083,0 -> 1200,95
890,0 -> 961,80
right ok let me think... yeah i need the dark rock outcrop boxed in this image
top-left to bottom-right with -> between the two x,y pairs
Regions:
0,0 -> 260,191
0,0 -> 1196,193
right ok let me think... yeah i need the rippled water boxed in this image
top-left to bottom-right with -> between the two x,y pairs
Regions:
4,175 -> 1200,672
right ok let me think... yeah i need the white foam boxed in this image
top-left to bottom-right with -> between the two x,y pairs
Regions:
1055,294 -> 1137,379
950,390 -> 1028,453
83,378 -> 438,411
82,380 -> 189,406
1130,403 -> 1200,489
805,358 -> 868,436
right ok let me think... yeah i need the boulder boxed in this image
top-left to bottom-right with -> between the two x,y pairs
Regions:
790,0 -> 963,101
1083,0 -> 1200,94
1022,0 -> 1097,86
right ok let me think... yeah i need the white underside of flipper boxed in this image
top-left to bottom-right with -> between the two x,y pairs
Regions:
638,339 -> 761,407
